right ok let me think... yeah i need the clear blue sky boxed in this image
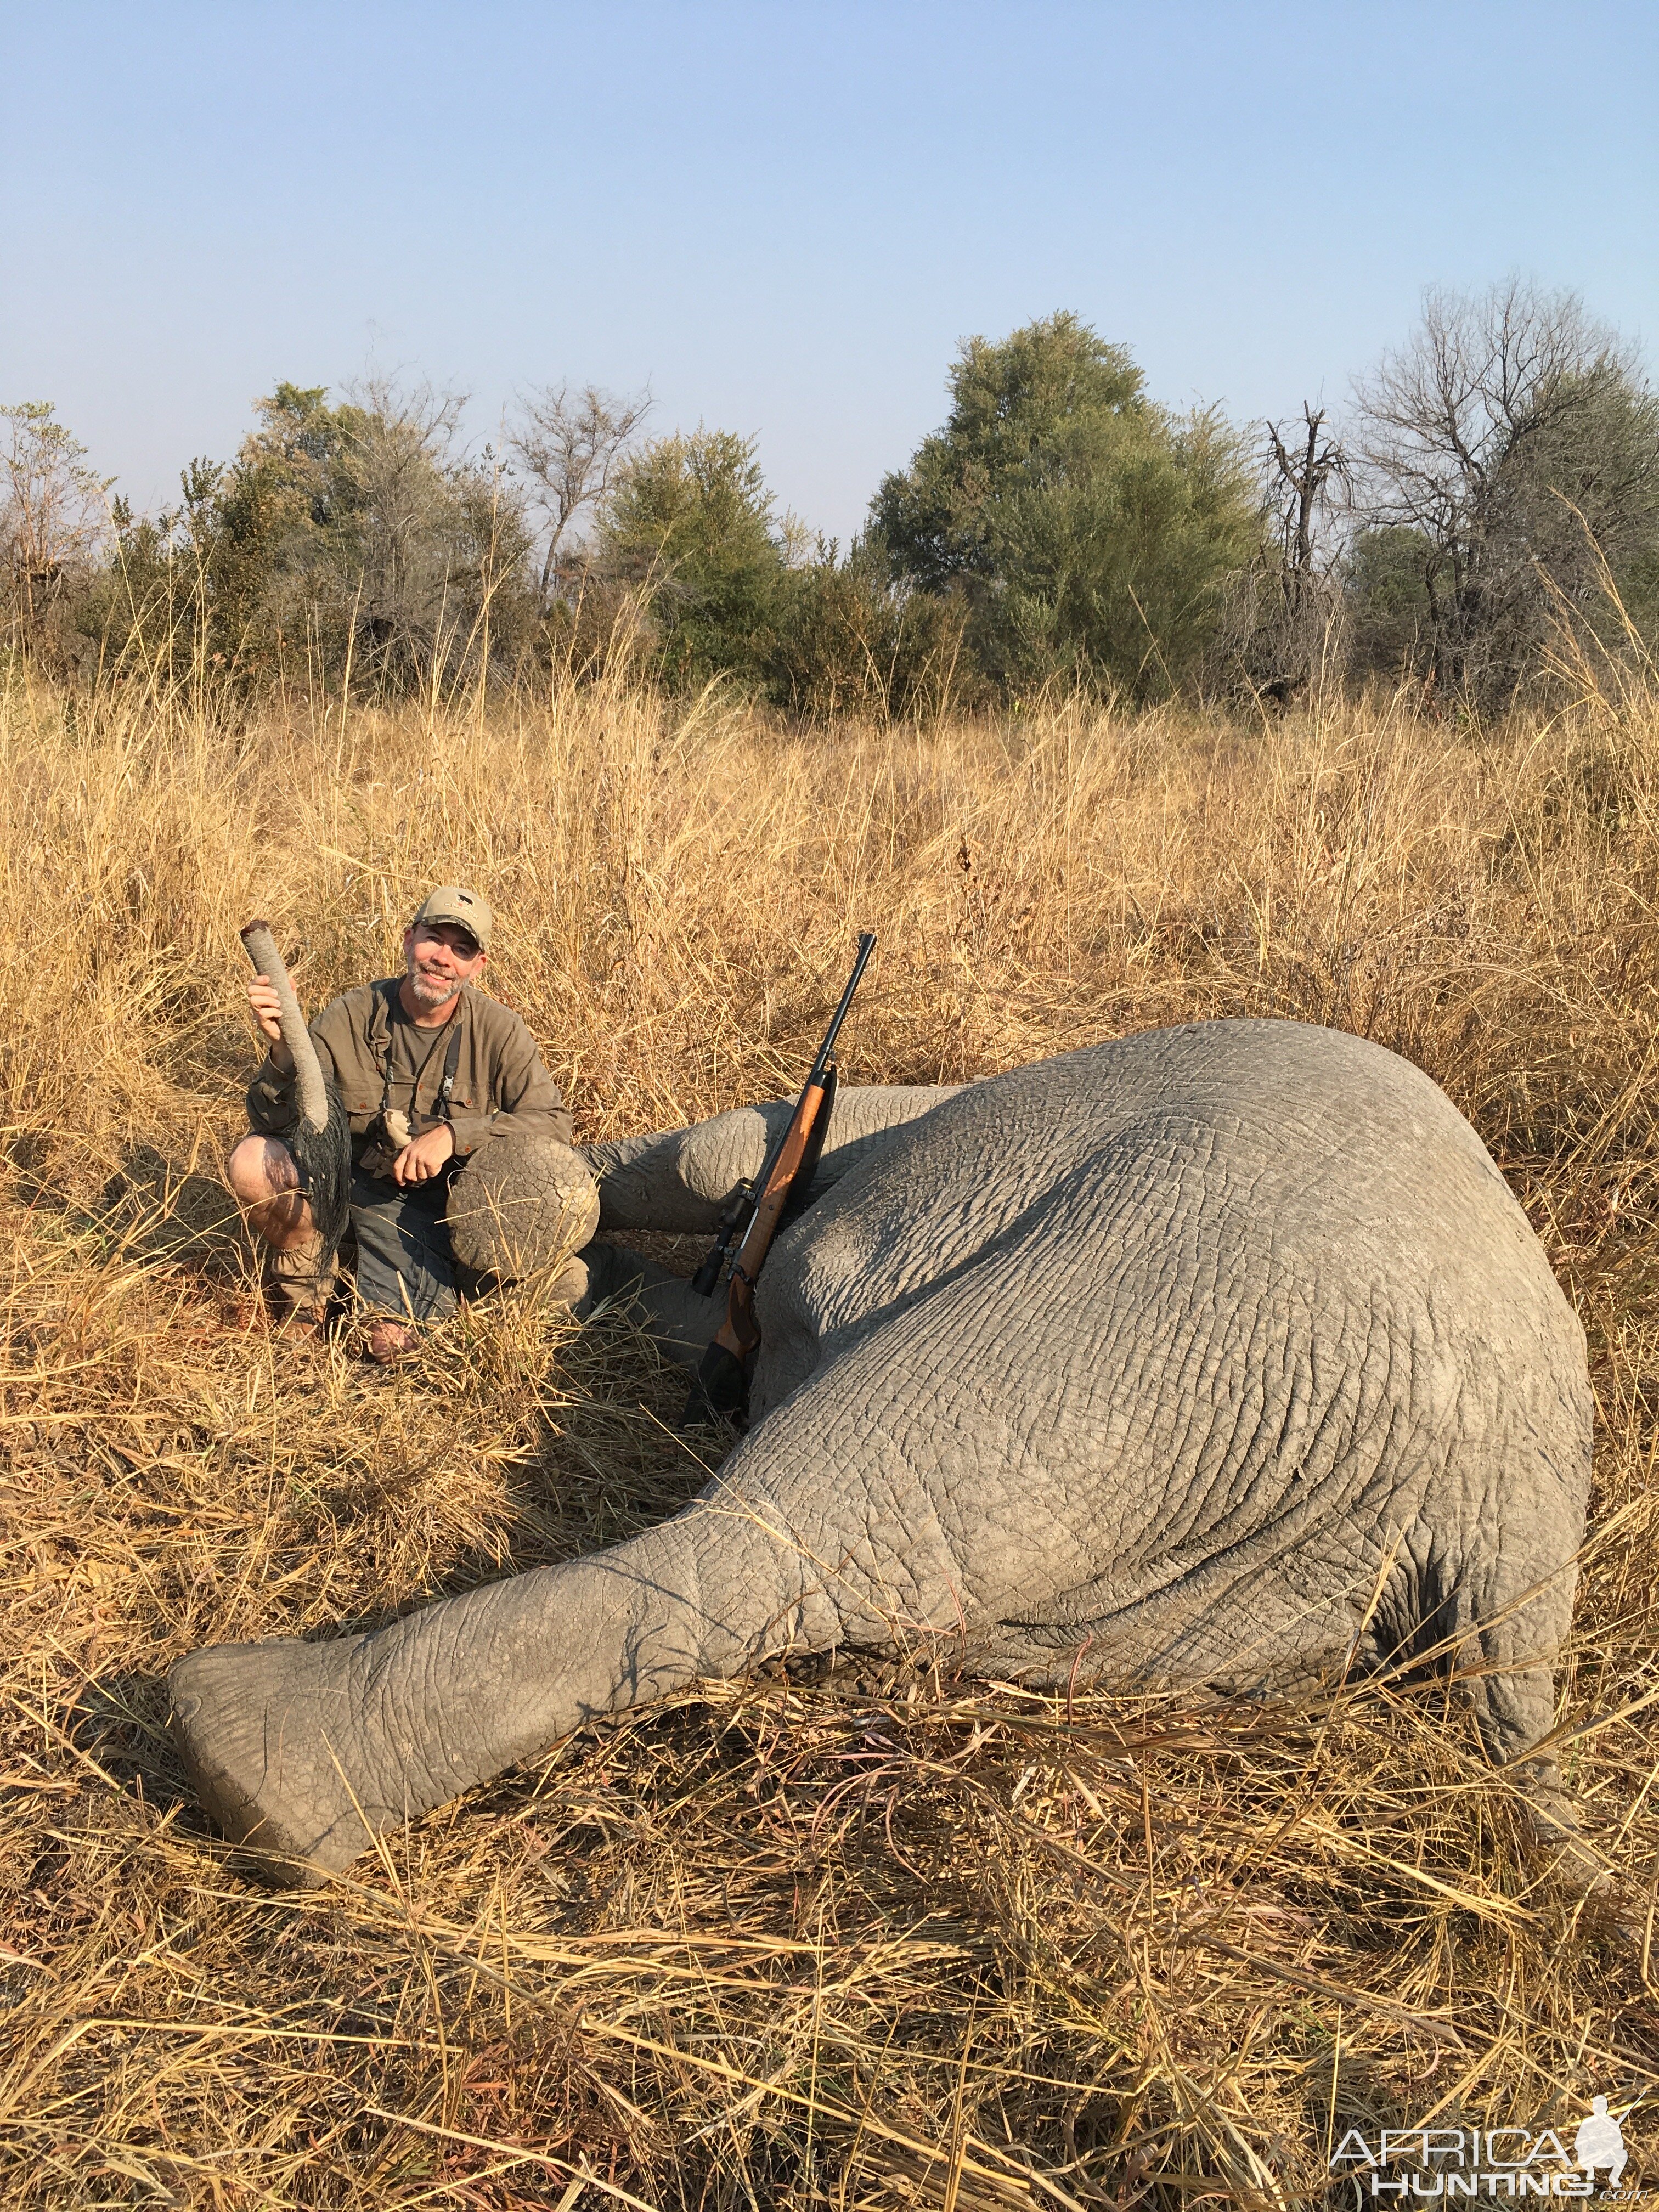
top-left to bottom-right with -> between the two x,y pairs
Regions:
4,1 -> 1655,544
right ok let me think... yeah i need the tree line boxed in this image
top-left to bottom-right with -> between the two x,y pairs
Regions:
5,279 -> 1657,717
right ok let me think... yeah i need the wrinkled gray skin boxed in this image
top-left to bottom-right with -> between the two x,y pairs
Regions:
170,1022 -> 1590,1884
444,1134 -> 601,1282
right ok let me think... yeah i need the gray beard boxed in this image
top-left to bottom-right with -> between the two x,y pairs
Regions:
404,961 -> 462,1014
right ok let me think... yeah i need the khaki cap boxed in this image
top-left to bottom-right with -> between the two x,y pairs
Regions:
411,884 -> 493,951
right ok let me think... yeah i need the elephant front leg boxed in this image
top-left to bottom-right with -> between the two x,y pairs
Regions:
580,1241 -> 725,1373
169,1510 -> 808,1884
170,1552 -> 689,1882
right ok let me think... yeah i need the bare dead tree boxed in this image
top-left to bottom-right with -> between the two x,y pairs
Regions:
1350,279 -> 1651,699
1265,405 -> 1350,610
1214,403 -> 1350,706
1354,281 -> 1612,534
509,383 -> 650,611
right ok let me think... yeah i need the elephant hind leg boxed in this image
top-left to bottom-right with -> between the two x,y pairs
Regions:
1035,1542 -> 1605,1884
1461,1594 -> 1608,1889
1002,1549 -> 1367,1701
1359,1544 -> 1606,1890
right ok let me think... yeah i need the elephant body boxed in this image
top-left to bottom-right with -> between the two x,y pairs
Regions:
171,1020 -> 1590,1881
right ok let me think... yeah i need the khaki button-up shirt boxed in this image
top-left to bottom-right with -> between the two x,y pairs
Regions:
246,980 -> 572,1165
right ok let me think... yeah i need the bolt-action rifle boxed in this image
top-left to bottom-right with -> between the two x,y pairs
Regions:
683,932 -> 876,1425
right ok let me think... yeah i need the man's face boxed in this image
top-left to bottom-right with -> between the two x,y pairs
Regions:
403,921 -> 486,1011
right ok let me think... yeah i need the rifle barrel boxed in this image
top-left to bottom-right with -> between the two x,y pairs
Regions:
806,932 -> 877,1089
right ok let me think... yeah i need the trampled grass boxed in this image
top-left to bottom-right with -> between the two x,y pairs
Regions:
2,660 -> 1659,2206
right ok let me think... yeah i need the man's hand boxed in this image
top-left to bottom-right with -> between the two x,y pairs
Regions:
393,1125 -> 456,1186
246,978 -> 294,1071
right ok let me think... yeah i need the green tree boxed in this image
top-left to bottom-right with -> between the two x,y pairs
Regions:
1341,525 -> 1442,682
83,380 -> 535,693
870,313 -> 1260,698
1472,362 -> 1659,690
201,381 -> 348,674
595,429 -> 790,690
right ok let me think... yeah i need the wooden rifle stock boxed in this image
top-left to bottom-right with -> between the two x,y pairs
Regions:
719,1075 -> 831,1351
684,934 -> 874,1424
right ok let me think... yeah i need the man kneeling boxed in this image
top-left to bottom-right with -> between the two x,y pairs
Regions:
227,886 -> 572,1363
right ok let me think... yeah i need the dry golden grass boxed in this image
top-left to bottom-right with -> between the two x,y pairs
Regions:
4,658 -> 1659,2207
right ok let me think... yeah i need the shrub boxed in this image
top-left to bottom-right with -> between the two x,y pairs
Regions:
594,429 -> 791,691
765,540 -> 978,722
72,381 -> 536,696
1341,524 -> 1443,685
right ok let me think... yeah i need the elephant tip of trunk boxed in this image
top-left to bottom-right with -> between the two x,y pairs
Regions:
240,918 -> 272,942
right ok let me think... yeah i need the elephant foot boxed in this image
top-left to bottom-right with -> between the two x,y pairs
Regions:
168,1634 -> 379,1886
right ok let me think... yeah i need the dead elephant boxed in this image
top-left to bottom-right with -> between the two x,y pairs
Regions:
170,1019 -> 1591,1882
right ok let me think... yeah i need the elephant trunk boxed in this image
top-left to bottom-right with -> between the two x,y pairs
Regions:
168,1500 -> 804,1883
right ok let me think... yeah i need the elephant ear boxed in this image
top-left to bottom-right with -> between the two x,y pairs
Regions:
445,1136 -> 600,1279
